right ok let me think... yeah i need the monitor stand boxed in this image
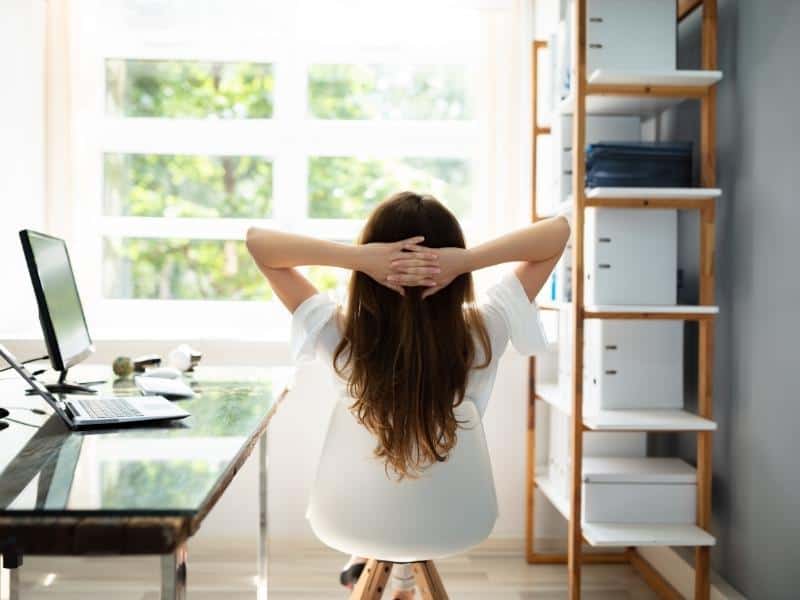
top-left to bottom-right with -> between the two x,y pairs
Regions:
43,369 -> 97,395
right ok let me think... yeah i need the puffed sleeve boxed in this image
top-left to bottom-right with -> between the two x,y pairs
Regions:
290,293 -> 339,364
484,271 -> 548,355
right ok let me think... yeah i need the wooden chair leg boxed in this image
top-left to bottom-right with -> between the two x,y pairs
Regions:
350,558 -> 392,600
412,561 -> 449,600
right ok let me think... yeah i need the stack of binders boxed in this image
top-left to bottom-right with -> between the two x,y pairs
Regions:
585,142 -> 693,189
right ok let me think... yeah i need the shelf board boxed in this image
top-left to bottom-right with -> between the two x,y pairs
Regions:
535,302 -> 719,320
559,69 -> 722,115
589,69 -> 723,88
583,522 -> 715,547
586,187 -> 721,199
555,189 -> 721,211
584,409 -> 718,432
535,470 -> 570,520
581,457 -> 696,484
536,384 -> 717,432
585,304 -> 719,320
586,187 -> 720,209
536,382 -> 571,415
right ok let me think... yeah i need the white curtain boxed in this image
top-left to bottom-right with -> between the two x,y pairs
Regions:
0,0 -> 47,335
477,0 -> 535,237
471,0 -> 535,300
44,0 -> 75,242
473,0 -> 539,538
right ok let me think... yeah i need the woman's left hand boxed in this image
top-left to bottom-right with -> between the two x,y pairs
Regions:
390,246 -> 468,297
358,236 -> 440,295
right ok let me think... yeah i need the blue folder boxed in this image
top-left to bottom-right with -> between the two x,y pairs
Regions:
585,142 -> 693,188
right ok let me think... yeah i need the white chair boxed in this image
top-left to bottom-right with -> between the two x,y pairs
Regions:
308,398 -> 498,599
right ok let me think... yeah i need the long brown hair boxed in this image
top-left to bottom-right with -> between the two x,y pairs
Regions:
333,191 -> 492,478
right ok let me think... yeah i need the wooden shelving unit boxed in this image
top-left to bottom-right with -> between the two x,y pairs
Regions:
525,1 -> 720,598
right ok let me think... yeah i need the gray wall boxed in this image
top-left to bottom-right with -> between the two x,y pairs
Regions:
660,2 -> 800,598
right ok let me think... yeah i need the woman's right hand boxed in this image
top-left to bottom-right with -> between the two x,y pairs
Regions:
358,236 -> 440,295
390,246 -> 469,298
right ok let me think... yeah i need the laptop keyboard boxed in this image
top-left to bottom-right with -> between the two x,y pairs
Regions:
78,397 -> 143,419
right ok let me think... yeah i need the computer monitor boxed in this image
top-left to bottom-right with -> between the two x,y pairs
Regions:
19,230 -> 96,394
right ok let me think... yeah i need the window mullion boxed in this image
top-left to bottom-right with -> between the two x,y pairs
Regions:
272,23 -> 308,231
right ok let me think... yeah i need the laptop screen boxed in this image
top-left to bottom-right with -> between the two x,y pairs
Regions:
0,344 -> 57,406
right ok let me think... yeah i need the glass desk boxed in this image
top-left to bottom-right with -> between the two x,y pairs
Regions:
0,365 -> 293,600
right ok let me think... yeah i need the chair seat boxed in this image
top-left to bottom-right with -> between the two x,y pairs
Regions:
308,399 -> 498,563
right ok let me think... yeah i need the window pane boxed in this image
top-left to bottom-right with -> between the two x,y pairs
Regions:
308,157 -> 471,219
309,65 -> 471,120
103,238 -> 271,301
106,60 -> 274,118
308,266 -> 350,295
104,154 -> 273,218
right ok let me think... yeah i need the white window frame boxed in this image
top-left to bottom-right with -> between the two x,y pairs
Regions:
68,1 -> 487,338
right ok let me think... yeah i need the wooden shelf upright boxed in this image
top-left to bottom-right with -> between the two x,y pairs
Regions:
525,1 -> 719,598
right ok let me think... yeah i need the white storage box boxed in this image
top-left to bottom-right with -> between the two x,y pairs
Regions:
582,457 -> 696,524
585,208 -> 677,305
584,320 -> 683,411
554,114 -> 641,205
548,408 -> 646,500
584,0 -> 676,74
558,308 -> 682,412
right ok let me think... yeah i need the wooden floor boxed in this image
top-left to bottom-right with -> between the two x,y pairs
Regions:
11,539 -> 659,599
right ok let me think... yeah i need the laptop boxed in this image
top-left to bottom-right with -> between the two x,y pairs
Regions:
0,343 -> 190,429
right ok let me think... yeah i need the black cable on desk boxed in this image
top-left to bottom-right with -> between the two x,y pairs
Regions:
0,354 -> 48,373
3,417 -> 38,428
0,406 -> 47,432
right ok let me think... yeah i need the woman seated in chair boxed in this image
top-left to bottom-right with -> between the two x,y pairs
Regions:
246,192 -> 569,599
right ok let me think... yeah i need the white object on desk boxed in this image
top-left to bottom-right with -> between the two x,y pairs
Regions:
168,344 -> 194,372
135,376 -> 195,399
140,367 -> 182,379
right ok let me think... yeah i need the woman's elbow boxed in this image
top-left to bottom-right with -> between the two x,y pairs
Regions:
245,227 -> 269,261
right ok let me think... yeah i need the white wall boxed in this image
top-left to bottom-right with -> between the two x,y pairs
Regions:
0,0 -> 46,334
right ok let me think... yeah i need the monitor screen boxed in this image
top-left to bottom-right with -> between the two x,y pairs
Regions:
20,231 -> 93,370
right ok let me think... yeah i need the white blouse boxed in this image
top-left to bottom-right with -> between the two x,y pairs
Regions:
290,271 -> 548,417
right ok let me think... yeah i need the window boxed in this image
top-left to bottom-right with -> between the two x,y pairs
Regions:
71,1 -> 484,334
308,64 -> 472,120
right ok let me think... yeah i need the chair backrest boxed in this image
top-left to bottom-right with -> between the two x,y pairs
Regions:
308,398 -> 498,563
